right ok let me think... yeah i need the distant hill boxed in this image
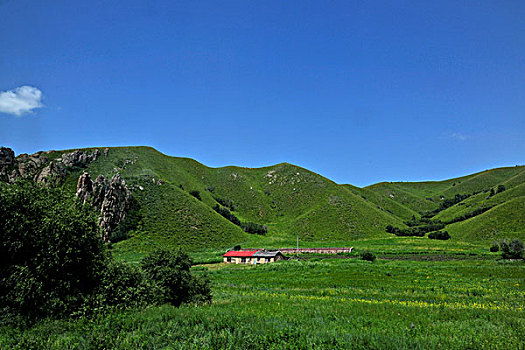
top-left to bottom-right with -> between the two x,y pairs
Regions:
363,166 -> 525,243
2,146 -> 524,252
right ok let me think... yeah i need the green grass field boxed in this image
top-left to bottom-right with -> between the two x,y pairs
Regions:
2,256 -> 524,349
2,146 -> 524,349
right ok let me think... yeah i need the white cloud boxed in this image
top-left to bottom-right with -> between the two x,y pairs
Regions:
451,132 -> 469,141
0,86 -> 44,116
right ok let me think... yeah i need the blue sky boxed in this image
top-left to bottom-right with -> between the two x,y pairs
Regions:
1,1 -> 523,187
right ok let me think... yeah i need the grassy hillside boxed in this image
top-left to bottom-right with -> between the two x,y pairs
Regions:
53,147 -> 405,253
362,165 -> 525,244
447,197 -> 525,242
10,146 -> 522,251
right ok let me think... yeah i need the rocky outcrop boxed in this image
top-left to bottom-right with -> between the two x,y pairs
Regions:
35,161 -> 67,185
0,147 -> 101,185
61,149 -> 100,168
99,174 -> 131,241
76,172 -> 131,241
0,147 -> 15,167
76,172 -> 94,204
0,147 -> 15,179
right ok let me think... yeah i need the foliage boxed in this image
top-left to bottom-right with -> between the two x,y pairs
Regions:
141,250 -> 211,306
109,195 -> 143,243
499,238 -> 524,259
490,242 -> 500,252
233,245 -> 241,251
361,251 -> 376,262
386,223 -> 444,237
214,204 -> 241,226
241,222 -> 268,235
214,196 -> 236,211
0,181 -> 106,321
189,190 -> 201,201
87,261 -> 160,311
428,231 -> 451,240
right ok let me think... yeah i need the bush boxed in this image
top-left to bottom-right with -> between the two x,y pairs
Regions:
428,231 -> 451,240
241,222 -> 268,235
233,245 -> 241,251
88,261 -> 160,311
499,239 -> 524,260
214,197 -> 235,211
490,242 -> 500,252
141,249 -> 211,306
189,190 -> 201,201
214,204 -> 241,226
361,251 -> 376,262
0,181 -> 106,321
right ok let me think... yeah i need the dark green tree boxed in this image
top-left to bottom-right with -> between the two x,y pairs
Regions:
141,249 -> 211,306
500,239 -> 524,259
0,181 -> 106,321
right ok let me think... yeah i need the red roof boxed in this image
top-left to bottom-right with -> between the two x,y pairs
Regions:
223,250 -> 260,257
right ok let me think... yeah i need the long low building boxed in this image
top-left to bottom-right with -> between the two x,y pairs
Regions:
223,249 -> 285,264
278,247 -> 353,254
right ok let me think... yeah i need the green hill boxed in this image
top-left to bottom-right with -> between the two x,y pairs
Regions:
447,197 -> 525,241
51,147 -> 405,253
3,146 -> 524,252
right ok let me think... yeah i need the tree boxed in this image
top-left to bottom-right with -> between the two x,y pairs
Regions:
496,185 -> 506,194
361,251 -> 376,262
141,249 -> 211,306
500,239 -> 524,259
0,181 -> 106,320
189,190 -> 201,201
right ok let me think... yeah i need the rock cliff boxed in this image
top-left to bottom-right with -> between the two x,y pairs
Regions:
76,172 -> 131,241
0,147 -> 100,184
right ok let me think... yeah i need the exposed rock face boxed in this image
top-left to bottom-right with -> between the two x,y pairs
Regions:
76,172 -> 94,204
99,174 -> 131,241
61,149 -> 100,167
75,172 -> 131,241
0,147 -> 15,179
35,161 -> 67,185
0,147 -> 101,184
0,147 -> 15,167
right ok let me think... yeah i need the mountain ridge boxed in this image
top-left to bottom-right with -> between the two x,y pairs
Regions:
1,145 -> 524,253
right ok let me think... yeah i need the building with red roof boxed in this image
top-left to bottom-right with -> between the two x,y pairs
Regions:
223,249 -> 285,264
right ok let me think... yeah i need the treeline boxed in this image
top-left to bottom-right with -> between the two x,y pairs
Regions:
386,223 -> 445,237
0,181 -> 211,324
441,206 -> 494,225
213,204 -> 268,235
422,193 -> 471,218
214,196 -> 236,211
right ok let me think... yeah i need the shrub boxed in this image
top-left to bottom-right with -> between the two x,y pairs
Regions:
0,181 -> 106,321
428,231 -> 451,240
214,197 -> 236,211
490,242 -> 500,252
141,249 -> 211,306
361,251 -> 376,262
499,239 -> 524,260
233,245 -> 241,251
189,190 -> 201,201
214,204 -> 241,226
241,222 -> 268,235
88,261 -> 160,311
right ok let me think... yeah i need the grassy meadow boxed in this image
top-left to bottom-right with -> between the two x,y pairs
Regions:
2,249 -> 524,349
2,146 -> 525,348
